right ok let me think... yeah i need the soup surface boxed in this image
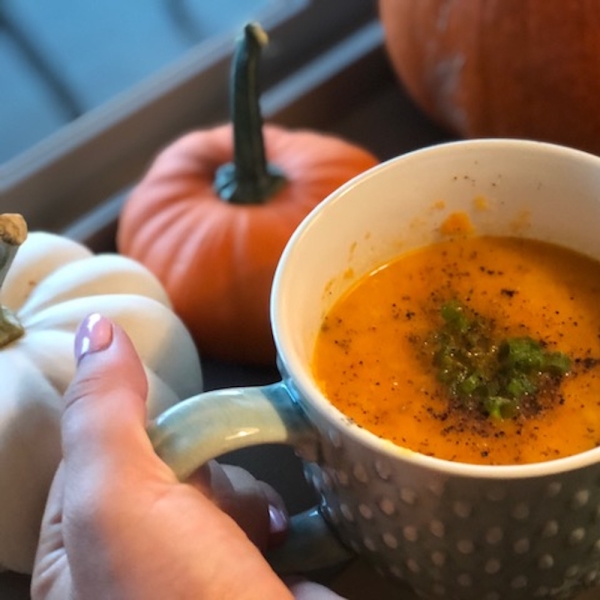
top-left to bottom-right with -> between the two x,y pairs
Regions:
312,234 -> 600,465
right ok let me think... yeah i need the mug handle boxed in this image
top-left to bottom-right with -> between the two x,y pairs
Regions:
147,381 -> 354,573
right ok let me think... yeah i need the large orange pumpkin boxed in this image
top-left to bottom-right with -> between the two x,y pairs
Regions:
117,23 -> 378,365
379,0 -> 600,154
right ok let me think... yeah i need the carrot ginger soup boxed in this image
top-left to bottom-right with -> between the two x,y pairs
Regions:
312,235 -> 600,465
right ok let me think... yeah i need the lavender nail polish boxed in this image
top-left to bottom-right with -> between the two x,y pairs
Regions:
74,313 -> 113,364
268,504 -> 288,548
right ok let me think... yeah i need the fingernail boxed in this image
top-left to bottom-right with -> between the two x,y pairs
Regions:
268,504 -> 288,548
74,313 -> 113,364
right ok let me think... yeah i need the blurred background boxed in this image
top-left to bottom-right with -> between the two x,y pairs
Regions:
0,0 -> 276,164
0,0 -> 379,233
3,1 -> 599,232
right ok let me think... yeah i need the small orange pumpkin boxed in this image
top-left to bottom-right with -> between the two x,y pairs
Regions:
117,23 -> 378,365
379,0 -> 600,154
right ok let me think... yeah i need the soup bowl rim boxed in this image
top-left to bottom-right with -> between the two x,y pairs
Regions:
272,138 -> 600,481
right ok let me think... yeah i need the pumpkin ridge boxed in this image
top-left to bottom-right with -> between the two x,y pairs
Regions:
0,221 -> 203,573
380,0 -> 600,153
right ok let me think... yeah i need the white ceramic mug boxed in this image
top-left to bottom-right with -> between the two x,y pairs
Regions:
148,139 -> 600,600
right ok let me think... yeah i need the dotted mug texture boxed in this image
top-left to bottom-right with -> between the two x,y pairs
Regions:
291,385 -> 600,600
269,140 -> 600,599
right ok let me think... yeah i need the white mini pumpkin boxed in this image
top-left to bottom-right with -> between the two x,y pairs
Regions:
0,215 -> 203,574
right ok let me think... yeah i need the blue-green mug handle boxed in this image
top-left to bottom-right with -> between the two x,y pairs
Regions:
147,382 -> 354,573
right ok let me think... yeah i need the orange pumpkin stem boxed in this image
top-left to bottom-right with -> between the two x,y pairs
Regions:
0,214 -> 26,346
214,22 -> 287,204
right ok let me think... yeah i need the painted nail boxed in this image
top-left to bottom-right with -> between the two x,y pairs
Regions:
74,313 -> 113,364
268,504 -> 288,548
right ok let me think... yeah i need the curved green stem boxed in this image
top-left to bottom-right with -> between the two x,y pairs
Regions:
0,214 -> 26,347
214,22 -> 287,204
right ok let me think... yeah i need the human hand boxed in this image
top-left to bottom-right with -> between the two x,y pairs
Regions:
31,314 -> 344,600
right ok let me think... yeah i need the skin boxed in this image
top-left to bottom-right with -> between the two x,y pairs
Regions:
31,314 -> 344,600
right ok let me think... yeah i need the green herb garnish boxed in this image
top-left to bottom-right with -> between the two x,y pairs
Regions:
433,300 -> 571,419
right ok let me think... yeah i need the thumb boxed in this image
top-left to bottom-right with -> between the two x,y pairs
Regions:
61,313 -> 163,485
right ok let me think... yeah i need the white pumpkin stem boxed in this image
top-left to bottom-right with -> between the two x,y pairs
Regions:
0,214 -> 27,346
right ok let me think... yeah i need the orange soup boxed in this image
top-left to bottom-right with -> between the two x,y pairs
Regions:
312,235 -> 600,465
